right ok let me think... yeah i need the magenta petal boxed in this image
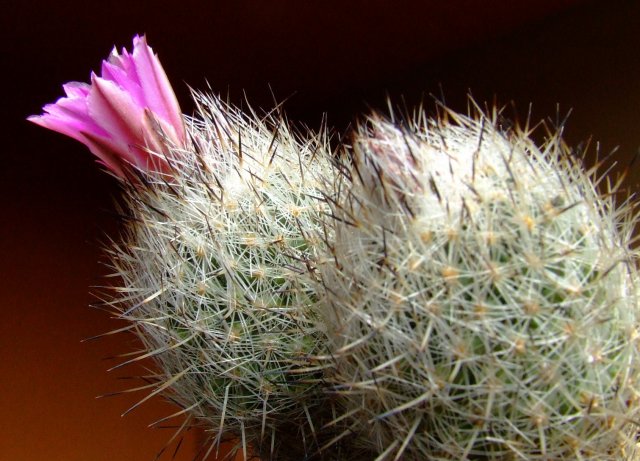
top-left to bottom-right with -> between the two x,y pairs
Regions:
28,89 -> 107,142
112,45 -> 138,81
87,75 -> 145,154
49,98 -> 104,135
81,131 -> 127,177
27,112 -> 86,143
62,81 -> 91,98
106,45 -> 138,81
101,60 -> 145,108
132,35 -> 185,142
88,75 -> 173,170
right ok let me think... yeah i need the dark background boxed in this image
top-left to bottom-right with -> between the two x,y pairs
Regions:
2,1 -> 639,460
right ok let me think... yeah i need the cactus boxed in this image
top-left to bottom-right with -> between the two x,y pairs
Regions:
315,104 -> 640,460
105,92 -> 338,460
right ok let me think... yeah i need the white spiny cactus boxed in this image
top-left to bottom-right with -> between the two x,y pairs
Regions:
105,92 -> 337,460
316,104 -> 640,460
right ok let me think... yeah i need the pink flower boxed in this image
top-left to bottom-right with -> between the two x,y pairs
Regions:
28,35 -> 185,178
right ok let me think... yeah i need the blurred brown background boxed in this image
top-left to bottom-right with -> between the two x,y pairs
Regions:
2,1 -> 639,460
